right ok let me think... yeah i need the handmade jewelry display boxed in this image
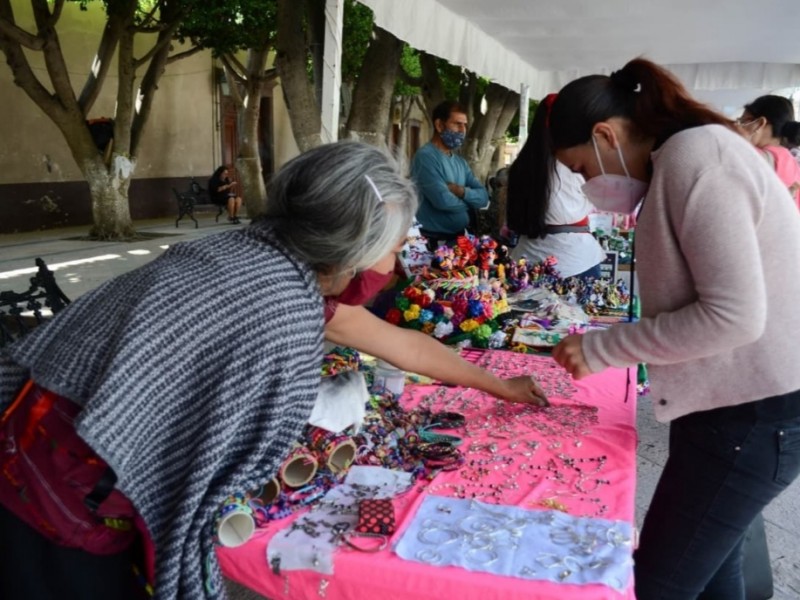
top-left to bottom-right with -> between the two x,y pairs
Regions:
266,466 -> 412,575
249,351 -> 369,522
413,350 -> 622,519
350,387 -> 467,479
217,351 -> 638,600
395,496 -> 633,591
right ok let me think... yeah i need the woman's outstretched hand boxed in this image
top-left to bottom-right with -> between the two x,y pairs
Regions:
498,375 -> 549,406
553,335 -> 593,380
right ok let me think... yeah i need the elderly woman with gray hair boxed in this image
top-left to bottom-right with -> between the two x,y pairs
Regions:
0,141 -> 545,600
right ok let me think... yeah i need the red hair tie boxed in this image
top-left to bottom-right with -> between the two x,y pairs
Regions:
543,93 -> 558,127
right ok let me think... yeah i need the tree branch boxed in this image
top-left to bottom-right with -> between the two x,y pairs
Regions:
166,44 -> 203,65
246,45 -> 270,82
222,60 -> 245,108
45,0 -> 65,29
0,8 -> 64,123
130,3 -> 184,155
221,52 -> 248,82
0,14 -> 44,50
78,17 -> 126,114
134,1 -> 160,30
27,0 -> 80,113
132,23 -> 170,33
115,28 -> 136,154
133,23 -> 180,69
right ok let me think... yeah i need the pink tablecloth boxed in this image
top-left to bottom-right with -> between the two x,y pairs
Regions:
218,350 -> 638,600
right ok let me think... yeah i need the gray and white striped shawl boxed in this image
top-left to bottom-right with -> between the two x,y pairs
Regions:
0,223 -> 324,599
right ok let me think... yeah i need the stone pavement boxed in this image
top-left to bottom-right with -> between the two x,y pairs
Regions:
1,216 -> 797,599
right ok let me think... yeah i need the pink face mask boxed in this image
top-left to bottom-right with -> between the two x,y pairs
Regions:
581,136 -> 648,214
335,269 -> 394,306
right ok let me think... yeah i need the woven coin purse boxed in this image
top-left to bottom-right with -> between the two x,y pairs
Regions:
355,499 -> 396,535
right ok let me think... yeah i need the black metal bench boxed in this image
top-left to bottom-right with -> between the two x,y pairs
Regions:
174,179 -> 226,228
0,258 -> 71,348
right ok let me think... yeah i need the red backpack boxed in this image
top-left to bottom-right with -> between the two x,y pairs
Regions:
0,381 -> 139,554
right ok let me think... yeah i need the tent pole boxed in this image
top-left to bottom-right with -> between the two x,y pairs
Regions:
518,83 -> 530,149
321,0 -> 344,144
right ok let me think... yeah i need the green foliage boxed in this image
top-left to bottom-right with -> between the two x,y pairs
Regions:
438,59 -> 465,101
178,0 -> 278,55
72,0 -> 170,18
341,0 -> 373,82
394,45 -> 421,96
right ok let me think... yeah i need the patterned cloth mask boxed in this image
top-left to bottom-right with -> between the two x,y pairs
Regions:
440,129 -> 466,150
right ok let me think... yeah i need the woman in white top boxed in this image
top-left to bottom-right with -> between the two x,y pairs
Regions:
506,94 -> 606,279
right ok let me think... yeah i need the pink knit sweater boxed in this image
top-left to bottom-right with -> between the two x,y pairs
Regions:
582,125 -> 800,422
763,145 -> 800,208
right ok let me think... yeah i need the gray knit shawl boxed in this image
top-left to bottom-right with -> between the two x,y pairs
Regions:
0,223 -> 324,599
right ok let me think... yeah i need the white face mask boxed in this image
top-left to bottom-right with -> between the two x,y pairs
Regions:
581,136 -> 648,214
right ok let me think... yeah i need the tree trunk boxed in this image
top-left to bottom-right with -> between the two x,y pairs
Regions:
343,26 -> 403,147
276,0 -> 322,151
463,82 -> 519,181
85,154 -> 136,239
393,95 -> 417,172
418,52 -> 444,123
460,71 -> 478,129
235,47 -> 269,218
236,156 -> 266,217
306,0 -> 325,107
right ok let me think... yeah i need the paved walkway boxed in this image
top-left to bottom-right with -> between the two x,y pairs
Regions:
1,217 -> 797,599
0,216 -> 241,300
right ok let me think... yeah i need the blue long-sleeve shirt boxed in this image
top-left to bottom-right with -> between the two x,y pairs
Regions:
410,142 -> 489,235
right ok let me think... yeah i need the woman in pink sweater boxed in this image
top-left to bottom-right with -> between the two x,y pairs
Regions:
543,59 -> 800,599
737,94 -> 800,208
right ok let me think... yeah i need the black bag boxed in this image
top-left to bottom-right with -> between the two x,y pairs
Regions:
742,512 -> 774,600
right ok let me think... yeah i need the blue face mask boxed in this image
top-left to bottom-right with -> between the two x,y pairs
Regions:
440,129 -> 465,150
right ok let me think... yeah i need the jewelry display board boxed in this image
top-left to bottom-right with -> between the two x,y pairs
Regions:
218,350 -> 637,600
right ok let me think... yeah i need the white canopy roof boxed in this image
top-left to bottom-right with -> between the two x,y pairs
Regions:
358,0 -> 800,112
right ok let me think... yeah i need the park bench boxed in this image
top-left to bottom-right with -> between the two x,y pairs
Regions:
0,258 -> 71,348
174,179 -> 226,228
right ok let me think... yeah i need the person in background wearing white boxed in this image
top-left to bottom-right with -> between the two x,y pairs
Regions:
505,94 -> 606,281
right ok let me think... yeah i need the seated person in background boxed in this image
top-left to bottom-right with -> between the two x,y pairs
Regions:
208,165 -> 244,224
411,100 -> 489,249
737,95 -> 800,209
505,94 -> 606,280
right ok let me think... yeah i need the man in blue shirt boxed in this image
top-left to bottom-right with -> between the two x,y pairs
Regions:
411,101 -> 489,247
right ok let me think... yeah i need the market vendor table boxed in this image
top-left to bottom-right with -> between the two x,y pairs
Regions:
218,351 -> 638,600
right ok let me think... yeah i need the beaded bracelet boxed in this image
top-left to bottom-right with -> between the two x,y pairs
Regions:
430,411 -> 465,428
417,441 -> 460,458
419,425 -> 463,447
